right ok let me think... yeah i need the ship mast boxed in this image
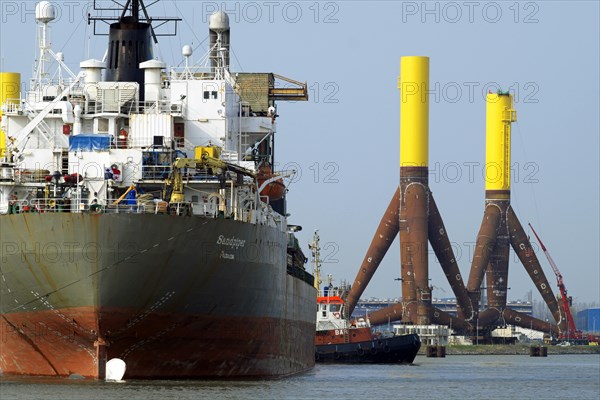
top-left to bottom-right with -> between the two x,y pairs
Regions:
308,230 -> 322,292
32,2 -> 77,90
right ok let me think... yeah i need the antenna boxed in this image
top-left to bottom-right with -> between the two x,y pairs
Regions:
87,0 -> 181,42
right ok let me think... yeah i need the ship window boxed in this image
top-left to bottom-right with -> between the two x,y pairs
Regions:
322,311 -> 326,317
191,195 -> 199,203
203,91 -> 210,100
211,91 -> 218,99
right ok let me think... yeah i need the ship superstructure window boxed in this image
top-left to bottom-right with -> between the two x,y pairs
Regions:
203,91 -> 219,100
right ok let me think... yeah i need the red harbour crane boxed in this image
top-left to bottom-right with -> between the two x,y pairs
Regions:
528,223 -> 578,340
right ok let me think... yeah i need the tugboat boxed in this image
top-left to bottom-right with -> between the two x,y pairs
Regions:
309,232 -> 421,363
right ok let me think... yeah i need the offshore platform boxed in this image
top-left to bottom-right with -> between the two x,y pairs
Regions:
344,56 -> 583,342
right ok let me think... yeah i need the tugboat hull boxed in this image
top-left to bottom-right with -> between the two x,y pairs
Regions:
315,334 -> 421,364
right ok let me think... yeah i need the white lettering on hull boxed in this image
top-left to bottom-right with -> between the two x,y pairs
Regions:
216,235 -> 246,249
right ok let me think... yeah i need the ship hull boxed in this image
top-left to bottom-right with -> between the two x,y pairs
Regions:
315,334 -> 421,364
0,213 -> 316,378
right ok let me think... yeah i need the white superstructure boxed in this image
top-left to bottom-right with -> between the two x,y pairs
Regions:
0,4 -> 307,229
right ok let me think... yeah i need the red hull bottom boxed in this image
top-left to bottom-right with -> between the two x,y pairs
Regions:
1,307 -> 314,379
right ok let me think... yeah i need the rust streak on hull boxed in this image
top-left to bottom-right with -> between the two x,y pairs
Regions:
1,307 -> 315,379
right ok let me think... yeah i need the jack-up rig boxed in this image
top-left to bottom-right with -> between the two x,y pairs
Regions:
344,56 -> 584,342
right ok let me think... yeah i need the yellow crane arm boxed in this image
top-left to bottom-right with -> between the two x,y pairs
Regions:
173,155 -> 255,178
167,155 -> 255,203
112,185 -> 136,205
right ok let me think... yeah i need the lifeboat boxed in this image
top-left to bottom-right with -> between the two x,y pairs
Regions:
257,164 -> 285,201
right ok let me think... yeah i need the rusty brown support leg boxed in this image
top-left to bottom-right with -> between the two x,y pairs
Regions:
466,204 -> 501,321
477,307 -> 502,326
346,187 -> 400,316
485,219 -> 510,311
400,171 -> 430,325
506,206 -> 565,333
431,307 -> 472,332
428,193 -> 473,321
502,308 -> 558,337
366,302 -> 405,326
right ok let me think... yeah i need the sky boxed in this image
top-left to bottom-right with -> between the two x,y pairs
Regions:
1,1 -> 598,304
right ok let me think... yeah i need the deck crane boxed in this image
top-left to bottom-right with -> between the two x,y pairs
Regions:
528,223 -> 578,340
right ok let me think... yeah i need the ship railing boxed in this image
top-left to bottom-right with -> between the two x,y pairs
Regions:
169,67 -> 214,81
133,100 -> 175,114
13,169 -> 51,184
7,198 -> 72,214
4,198 -> 167,215
1,98 -> 22,114
109,136 -> 188,151
221,150 -> 239,162
7,200 -> 257,219
318,287 -> 350,299
141,165 -> 172,180
88,100 -> 186,117
90,100 -> 138,115
103,203 -> 166,214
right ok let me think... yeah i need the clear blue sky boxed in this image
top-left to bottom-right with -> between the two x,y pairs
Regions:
1,1 -> 598,304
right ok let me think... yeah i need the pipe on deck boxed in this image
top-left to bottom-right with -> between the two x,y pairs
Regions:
346,187 -> 400,316
428,193 -> 473,320
507,206 -> 565,333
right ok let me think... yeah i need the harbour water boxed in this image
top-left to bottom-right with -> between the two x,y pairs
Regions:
1,354 -> 599,400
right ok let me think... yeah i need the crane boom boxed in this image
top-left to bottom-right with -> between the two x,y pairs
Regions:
528,223 -> 577,338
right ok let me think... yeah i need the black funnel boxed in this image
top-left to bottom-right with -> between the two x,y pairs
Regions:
105,17 -> 153,100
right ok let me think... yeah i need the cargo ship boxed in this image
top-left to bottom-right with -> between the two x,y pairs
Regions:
0,0 -> 316,379
309,232 -> 421,364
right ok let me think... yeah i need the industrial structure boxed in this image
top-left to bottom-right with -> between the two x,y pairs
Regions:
352,299 -> 533,319
345,56 -> 576,341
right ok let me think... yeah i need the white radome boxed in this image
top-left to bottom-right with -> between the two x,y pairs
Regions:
209,11 -> 230,32
182,45 -> 193,57
35,1 -> 56,23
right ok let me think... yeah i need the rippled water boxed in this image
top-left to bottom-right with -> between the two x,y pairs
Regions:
2,355 -> 599,400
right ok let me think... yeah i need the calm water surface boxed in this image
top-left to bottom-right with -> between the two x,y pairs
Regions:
2,354 -> 599,400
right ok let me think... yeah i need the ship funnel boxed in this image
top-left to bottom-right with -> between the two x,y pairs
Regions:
209,11 -> 231,76
104,18 -> 153,99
